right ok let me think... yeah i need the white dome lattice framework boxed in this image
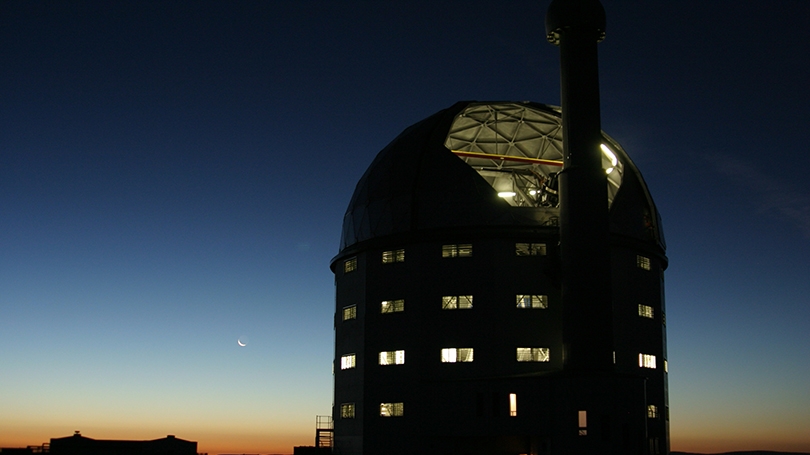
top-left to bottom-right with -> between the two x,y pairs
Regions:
445,102 -> 623,208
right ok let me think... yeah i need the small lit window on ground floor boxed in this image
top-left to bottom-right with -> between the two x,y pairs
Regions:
442,243 -> 472,258
639,353 -> 657,369
517,347 -> 550,362
509,393 -> 517,417
516,242 -> 546,256
636,255 -> 651,270
379,350 -> 405,365
340,403 -> 355,419
340,353 -> 356,370
442,295 -> 473,309
342,305 -> 356,321
578,410 -> 587,436
441,348 -> 474,363
517,294 -> 548,309
381,299 -> 404,313
382,249 -> 405,263
638,304 -> 654,318
380,402 -> 403,417
344,257 -> 357,273
647,405 -> 658,418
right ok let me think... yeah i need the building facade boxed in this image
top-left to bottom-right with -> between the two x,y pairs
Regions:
330,102 -> 668,455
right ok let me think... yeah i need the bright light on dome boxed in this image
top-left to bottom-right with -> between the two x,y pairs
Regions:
601,143 -> 618,174
498,192 -> 516,198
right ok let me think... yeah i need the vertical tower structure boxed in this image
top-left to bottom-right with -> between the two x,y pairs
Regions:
330,4 -> 667,455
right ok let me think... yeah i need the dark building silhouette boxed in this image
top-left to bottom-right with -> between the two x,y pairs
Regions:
48,432 -> 197,455
330,101 -> 668,455
329,2 -> 668,455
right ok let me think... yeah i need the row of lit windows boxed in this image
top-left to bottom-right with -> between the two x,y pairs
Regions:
339,347 -> 552,369
342,295 -> 549,320
346,300 -> 653,320
346,250 -> 648,273
341,350 -> 662,371
340,402 -> 403,418
340,399 -> 663,421
342,242 -> 550,273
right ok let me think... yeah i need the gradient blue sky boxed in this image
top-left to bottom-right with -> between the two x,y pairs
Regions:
2,1 -> 809,453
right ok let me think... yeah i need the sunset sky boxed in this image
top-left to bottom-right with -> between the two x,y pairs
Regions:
2,1 -> 809,454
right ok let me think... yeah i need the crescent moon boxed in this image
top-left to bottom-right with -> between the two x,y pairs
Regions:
237,339 -> 246,347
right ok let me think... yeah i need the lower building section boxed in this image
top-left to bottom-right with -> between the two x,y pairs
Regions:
334,372 -> 661,455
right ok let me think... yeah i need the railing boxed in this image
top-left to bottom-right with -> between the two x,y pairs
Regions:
315,415 -> 333,448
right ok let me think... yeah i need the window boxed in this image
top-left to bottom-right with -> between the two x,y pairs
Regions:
340,354 -> 356,370
381,299 -> 405,313
578,410 -> 587,436
380,402 -> 403,417
516,242 -> 546,256
636,255 -> 651,270
442,244 -> 472,258
517,347 -> 550,362
517,294 -> 548,309
344,257 -> 357,273
340,403 -> 355,419
639,353 -> 657,369
638,304 -> 654,318
342,305 -> 357,321
441,348 -> 474,363
509,393 -> 517,417
379,350 -> 405,365
382,249 -> 405,264
442,295 -> 473,309
647,405 -> 659,419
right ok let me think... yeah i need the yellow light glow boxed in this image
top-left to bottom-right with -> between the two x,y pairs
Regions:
601,143 -> 618,174
498,191 -> 516,198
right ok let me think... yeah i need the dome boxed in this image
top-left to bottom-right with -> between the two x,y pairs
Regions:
340,101 -> 664,253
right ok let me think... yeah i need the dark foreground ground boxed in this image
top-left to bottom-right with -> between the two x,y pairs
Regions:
673,452 -> 810,455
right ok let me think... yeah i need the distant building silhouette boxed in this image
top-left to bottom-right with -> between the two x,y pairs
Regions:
47,432 -> 197,455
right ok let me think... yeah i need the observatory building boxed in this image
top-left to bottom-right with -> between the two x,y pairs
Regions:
330,101 -> 668,455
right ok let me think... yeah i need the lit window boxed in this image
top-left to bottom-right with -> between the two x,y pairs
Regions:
381,299 -> 405,313
344,257 -> 357,273
647,405 -> 659,419
636,255 -> 651,270
578,410 -> 587,436
382,249 -> 405,264
509,393 -> 517,417
517,347 -> 550,362
638,304 -> 654,318
380,402 -> 403,417
441,348 -> 474,363
516,294 -> 548,309
342,305 -> 357,321
442,295 -> 473,309
442,244 -> 472,258
516,243 -> 546,256
340,403 -> 355,419
340,354 -> 356,370
379,350 -> 405,365
639,353 -> 657,369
